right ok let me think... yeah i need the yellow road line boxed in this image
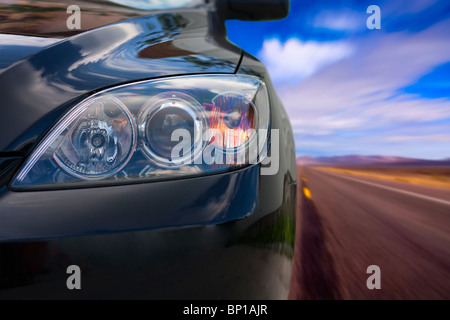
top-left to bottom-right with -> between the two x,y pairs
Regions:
303,187 -> 311,199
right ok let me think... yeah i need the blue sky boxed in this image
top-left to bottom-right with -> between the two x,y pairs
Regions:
226,0 -> 450,159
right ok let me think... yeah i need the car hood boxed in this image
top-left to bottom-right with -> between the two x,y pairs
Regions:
0,3 -> 241,152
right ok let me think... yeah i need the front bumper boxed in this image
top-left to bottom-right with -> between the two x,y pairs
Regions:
0,164 -> 296,299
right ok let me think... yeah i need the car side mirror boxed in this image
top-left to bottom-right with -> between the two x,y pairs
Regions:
216,0 -> 290,21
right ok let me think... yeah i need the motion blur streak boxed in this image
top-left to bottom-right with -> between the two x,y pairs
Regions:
290,165 -> 450,299
319,170 -> 450,207
302,187 -> 311,199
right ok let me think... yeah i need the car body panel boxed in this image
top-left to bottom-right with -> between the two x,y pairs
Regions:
0,165 -> 259,241
0,9 -> 241,152
0,216 -> 293,299
0,2 -> 297,299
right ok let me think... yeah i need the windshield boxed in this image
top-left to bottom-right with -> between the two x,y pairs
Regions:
107,0 -> 205,10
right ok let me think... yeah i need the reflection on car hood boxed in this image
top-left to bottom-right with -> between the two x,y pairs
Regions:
0,0 -> 161,37
0,35 -> 61,73
0,7 -> 242,152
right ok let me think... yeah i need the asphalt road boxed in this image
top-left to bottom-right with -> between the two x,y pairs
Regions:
289,166 -> 450,299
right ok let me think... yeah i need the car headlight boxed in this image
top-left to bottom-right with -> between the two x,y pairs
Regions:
11,75 -> 269,189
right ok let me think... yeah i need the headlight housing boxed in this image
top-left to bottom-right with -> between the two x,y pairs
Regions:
11,75 -> 269,189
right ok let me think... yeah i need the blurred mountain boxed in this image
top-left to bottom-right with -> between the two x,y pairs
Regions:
296,155 -> 450,166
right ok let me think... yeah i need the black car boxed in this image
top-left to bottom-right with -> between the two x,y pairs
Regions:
0,0 -> 297,299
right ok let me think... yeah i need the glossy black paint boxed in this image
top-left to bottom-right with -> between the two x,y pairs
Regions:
238,52 -> 297,212
0,35 -> 60,73
0,2 -> 297,299
0,158 -> 21,188
0,10 -> 241,153
0,206 -> 295,299
0,165 -> 259,241
218,0 -> 290,21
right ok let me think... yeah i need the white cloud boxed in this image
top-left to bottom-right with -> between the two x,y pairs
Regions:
386,134 -> 450,142
258,38 -> 353,84
312,10 -> 361,31
275,20 -> 450,158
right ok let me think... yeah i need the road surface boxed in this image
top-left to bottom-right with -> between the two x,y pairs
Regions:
289,166 -> 450,299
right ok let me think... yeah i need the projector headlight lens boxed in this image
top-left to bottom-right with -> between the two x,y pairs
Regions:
138,92 -> 205,166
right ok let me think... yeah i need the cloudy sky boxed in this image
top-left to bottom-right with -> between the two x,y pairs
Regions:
226,0 -> 450,159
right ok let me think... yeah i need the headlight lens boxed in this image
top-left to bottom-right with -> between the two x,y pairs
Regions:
12,75 -> 269,189
54,96 -> 136,179
138,92 -> 206,166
